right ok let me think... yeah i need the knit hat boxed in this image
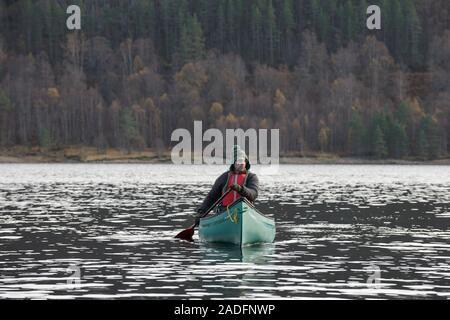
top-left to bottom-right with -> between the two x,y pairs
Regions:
231,145 -> 250,171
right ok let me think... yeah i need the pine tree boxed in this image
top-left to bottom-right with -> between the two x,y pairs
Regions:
395,101 -> 411,126
217,0 -> 226,52
196,0 -> 210,33
317,8 -> 330,44
373,125 -> 388,158
418,116 -> 441,159
251,3 -> 263,61
404,0 -> 423,68
397,124 -> 409,158
390,0 -> 404,61
39,127 -> 52,149
264,0 -> 278,64
190,14 -> 206,60
344,0 -> 355,43
22,0 -> 33,53
310,0 -> 320,31
427,123 -> 441,160
356,0 -> 368,40
179,22 -> 190,66
132,0 -> 149,38
348,111 -> 366,156
388,119 -> 409,158
416,128 -> 428,159
120,107 -> 138,149
336,4 -> 346,47
226,0 -> 235,50
281,0 -> 295,62
178,14 -> 206,65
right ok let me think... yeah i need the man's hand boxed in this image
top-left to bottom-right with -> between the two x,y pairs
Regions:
230,184 -> 242,193
193,209 -> 203,226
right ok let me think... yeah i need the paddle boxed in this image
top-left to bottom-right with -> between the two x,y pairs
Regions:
175,188 -> 232,242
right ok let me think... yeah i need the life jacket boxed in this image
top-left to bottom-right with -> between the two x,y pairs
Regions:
222,171 -> 248,207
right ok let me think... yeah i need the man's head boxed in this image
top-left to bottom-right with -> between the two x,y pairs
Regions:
234,155 -> 246,173
232,145 -> 248,173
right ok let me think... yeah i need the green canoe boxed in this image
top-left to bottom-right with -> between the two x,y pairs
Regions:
198,198 -> 275,246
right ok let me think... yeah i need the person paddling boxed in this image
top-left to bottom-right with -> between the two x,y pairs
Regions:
193,145 -> 259,225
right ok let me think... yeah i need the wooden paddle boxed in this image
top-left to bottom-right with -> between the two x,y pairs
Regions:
175,188 -> 232,242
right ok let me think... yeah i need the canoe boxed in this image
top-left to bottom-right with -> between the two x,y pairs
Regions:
198,198 -> 275,246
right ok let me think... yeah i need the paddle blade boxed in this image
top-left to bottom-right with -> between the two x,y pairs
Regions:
175,226 -> 195,242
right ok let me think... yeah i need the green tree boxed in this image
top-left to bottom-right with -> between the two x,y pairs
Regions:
190,14 -> 206,60
422,116 -> 440,159
226,0 -> 236,50
0,90 -> 12,112
388,0 -> 405,60
318,126 -> 330,152
281,0 -> 295,60
264,0 -> 278,64
251,4 -> 263,61
356,0 -> 368,39
348,111 -> 366,156
179,14 -> 206,65
120,108 -> 138,148
39,127 -> 52,149
317,8 -> 330,44
217,0 -> 226,51
403,0 -> 423,67
416,128 -> 428,159
344,0 -> 356,43
388,119 -> 409,158
428,127 -> 441,159
373,125 -> 388,158
395,101 -> 411,126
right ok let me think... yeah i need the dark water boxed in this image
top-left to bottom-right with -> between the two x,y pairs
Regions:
0,164 -> 449,299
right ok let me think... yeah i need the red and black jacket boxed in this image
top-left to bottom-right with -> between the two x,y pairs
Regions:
196,165 -> 259,214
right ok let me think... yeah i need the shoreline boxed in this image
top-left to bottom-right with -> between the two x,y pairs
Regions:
1,147 -> 450,165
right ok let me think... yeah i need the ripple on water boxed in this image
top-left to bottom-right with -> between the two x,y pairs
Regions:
0,164 -> 449,299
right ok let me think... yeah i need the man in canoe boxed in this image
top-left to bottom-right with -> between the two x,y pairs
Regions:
194,145 -> 259,225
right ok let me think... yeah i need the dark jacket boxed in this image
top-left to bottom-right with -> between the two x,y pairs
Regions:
196,169 -> 259,214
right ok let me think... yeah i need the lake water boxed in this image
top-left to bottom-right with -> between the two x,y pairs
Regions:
0,164 -> 449,299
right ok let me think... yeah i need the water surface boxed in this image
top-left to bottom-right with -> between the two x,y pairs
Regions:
0,164 -> 449,299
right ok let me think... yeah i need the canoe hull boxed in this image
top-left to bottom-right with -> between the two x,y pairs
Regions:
199,198 -> 275,246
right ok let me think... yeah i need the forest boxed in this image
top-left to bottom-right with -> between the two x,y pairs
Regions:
0,0 -> 449,160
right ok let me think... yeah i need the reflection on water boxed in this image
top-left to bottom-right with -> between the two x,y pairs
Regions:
200,243 -> 275,264
0,164 -> 449,299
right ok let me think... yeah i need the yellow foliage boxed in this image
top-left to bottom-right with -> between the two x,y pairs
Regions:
190,106 -> 205,120
175,62 -> 208,90
110,100 -> 121,112
47,87 -> 60,99
407,97 -> 425,120
133,55 -> 144,73
225,113 -> 238,127
215,115 -> 226,128
144,97 -> 156,110
259,118 -> 269,128
160,93 -> 169,103
291,118 -> 301,131
132,104 -> 145,116
318,127 -> 331,151
274,89 -> 287,108
209,102 -> 223,118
